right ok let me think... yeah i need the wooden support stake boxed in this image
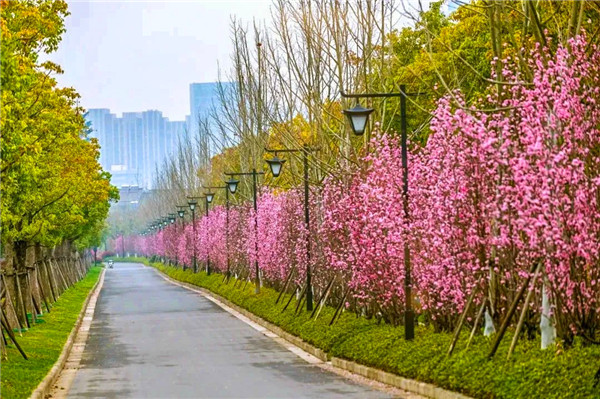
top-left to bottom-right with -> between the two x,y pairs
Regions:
35,266 -> 51,313
14,272 -> 30,329
25,272 -> 38,324
282,285 -> 300,313
44,260 -> 58,302
1,308 -> 27,360
314,280 -> 334,321
448,286 -> 478,356
330,288 -> 350,326
1,274 -> 24,333
488,262 -> 538,359
276,265 -> 297,305
507,262 -> 542,359
311,276 -> 335,319
466,299 -> 487,350
294,283 -> 308,314
53,259 -> 68,292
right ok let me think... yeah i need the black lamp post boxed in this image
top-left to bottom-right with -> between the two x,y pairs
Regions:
203,185 -> 231,278
177,206 -> 187,270
187,196 -> 199,273
203,193 -> 215,275
121,232 -> 125,258
224,169 -> 265,293
341,85 -> 417,341
265,144 -> 318,312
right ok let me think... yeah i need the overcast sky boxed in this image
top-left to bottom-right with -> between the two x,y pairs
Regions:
47,1 -> 273,121
47,1 -> 449,121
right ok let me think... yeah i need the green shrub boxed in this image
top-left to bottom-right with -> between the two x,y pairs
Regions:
146,260 -> 600,399
1,267 -> 102,399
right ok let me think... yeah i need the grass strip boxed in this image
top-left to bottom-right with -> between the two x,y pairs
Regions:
116,258 -> 600,399
1,266 -> 102,399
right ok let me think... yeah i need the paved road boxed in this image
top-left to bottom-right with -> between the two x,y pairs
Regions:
68,262 -> 395,398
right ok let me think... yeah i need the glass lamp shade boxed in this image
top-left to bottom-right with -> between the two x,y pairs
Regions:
343,103 -> 374,136
206,193 -> 215,203
188,199 -> 197,211
266,156 -> 286,177
226,178 -> 240,194
178,210 -> 185,218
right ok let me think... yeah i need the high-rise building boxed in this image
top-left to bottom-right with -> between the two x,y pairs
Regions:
85,109 -> 186,189
189,82 -> 235,154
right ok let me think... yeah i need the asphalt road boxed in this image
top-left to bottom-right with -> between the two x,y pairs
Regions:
67,262 -> 395,398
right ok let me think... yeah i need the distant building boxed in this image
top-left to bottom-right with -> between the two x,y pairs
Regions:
86,82 -> 233,189
189,82 -> 235,154
86,109 -> 186,189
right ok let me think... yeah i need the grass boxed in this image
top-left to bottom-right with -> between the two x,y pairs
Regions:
1,266 -> 102,399
114,257 -> 600,399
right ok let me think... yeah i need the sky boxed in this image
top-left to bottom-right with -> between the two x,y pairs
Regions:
46,1 -> 273,121
47,0 -> 451,122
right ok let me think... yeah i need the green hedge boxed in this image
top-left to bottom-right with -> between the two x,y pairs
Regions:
126,258 -> 599,398
1,266 -> 102,399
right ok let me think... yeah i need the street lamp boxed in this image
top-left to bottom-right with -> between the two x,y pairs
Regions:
204,185 -> 231,279
225,177 -> 240,194
342,103 -> 374,136
176,206 -> 187,270
265,155 -> 286,178
203,193 -> 215,275
341,85 -> 418,341
265,144 -> 318,311
205,192 -> 215,204
188,196 -> 200,273
169,213 -> 176,224
224,169 -> 265,293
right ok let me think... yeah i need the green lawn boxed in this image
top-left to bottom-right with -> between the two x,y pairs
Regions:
1,266 -> 102,399
127,258 -> 599,399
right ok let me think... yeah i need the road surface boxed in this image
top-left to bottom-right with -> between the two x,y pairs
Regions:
67,262 -> 396,398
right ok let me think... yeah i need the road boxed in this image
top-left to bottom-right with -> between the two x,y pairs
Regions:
67,262 -> 396,398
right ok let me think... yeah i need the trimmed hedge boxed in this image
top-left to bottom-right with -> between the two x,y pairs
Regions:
125,258 -> 600,398
1,266 -> 102,399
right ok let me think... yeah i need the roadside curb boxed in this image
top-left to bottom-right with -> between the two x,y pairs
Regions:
331,358 -> 472,399
152,267 -> 472,399
29,267 -> 106,399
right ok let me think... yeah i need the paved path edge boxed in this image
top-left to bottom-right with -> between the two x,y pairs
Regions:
152,267 -> 472,399
29,267 -> 106,399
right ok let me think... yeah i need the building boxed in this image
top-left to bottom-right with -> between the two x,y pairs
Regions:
86,82 -> 234,189
189,82 -> 235,154
85,109 -> 186,189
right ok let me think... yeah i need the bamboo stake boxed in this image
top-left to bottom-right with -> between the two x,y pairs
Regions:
507,262 -> 542,359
